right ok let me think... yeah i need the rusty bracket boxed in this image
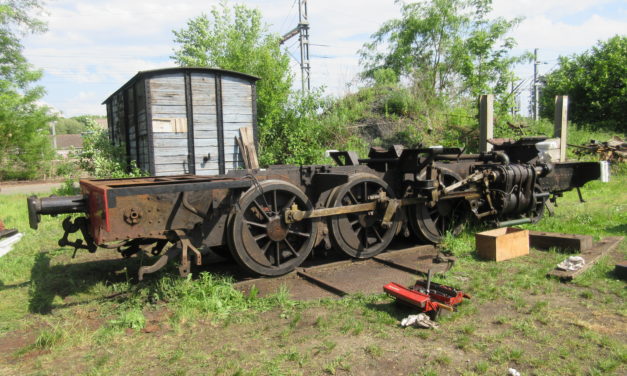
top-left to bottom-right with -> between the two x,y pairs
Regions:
173,229 -> 202,278
138,246 -> 180,281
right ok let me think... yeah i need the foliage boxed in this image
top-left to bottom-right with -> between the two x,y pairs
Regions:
172,1 -> 292,157
54,117 -> 86,134
259,90 -> 332,165
0,0 -> 56,180
73,118 -> 144,178
360,0 -> 527,109
539,35 -> 626,130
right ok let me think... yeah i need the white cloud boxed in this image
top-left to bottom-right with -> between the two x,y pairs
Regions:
491,0 -> 615,19
21,0 -> 627,116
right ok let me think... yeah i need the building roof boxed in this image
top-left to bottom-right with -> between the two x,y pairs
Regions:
102,67 -> 260,104
94,118 -> 108,129
53,134 -> 83,149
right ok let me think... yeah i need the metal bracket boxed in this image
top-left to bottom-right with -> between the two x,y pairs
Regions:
576,187 -> 586,203
173,229 -> 202,278
58,216 -> 97,255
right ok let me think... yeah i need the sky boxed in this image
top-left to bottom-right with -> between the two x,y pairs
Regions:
22,0 -> 627,117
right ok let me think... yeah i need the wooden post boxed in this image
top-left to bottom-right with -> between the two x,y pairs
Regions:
479,94 -> 494,152
554,95 -> 568,161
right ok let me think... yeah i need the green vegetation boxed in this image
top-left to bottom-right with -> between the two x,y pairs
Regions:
73,118 -> 144,179
0,0 -> 56,180
0,158 -> 624,374
54,115 -> 105,134
540,35 -> 626,130
54,118 -> 86,134
361,0 -> 528,109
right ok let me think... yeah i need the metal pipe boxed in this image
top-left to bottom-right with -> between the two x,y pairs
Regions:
496,218 -> 533,227
27,195 -> 87,229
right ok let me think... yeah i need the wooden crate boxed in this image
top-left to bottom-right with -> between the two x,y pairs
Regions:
476,227 -> 529,262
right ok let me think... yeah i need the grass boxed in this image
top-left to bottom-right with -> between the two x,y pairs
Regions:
0,164 -> 625,374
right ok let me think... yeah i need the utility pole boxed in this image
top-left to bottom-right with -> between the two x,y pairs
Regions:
280,0 -> 310,92
533,48 -> 539,121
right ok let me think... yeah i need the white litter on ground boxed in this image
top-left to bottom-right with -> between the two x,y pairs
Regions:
0,233 -> 23,258
400,313 -> 439,329
556,256 -> 586,271
507,368 -> 521,376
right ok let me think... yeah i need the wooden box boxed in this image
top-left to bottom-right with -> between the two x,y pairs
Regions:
475,227 -> 529,262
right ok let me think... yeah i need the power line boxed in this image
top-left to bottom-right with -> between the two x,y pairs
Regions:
280,0 -> 310,92
278,0 -> 298,34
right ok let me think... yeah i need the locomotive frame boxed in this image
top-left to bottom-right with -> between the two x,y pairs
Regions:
27,139 -> 601,279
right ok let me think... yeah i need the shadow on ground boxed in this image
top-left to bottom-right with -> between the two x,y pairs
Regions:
27,250 -> 139,314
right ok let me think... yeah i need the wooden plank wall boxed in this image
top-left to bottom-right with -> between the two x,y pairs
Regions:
221,76 -> 250,170
134,81 -> 150,172
148,74 -> 190,176
191,73 -> 219,175
110,93 -> 125,147
126,86 -> 137,164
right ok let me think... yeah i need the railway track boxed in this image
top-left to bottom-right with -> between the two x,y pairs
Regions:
233,242 -> 452,300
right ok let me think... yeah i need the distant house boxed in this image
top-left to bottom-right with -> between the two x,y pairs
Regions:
51,134 -> 83,158
94,118 -> 108,129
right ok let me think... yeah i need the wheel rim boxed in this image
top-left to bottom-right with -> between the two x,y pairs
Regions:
529,185 -> 546,223
228,180 -> 317,276
409,169 -> 465,244
327,173 -> 399,258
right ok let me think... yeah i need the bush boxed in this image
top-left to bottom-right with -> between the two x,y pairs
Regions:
73,118 -> 144,178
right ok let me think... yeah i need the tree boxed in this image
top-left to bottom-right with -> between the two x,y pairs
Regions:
55,117 -> 87,134
540,36 -> 626,130
171,2 -> 293,163
360,0 -> 526,104
0,0 -> 55,179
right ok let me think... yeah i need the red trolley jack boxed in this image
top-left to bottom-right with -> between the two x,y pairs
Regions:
384,270 -> 471,320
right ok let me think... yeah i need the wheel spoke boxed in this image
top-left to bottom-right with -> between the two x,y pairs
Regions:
261,239 -> 272,253
254,233 -> 268,241
283,239 -> 298,257
245,220 -> 267,229
272,190 -> 278,213
252,200 -> 270,221
362,227 -> 369,247
346,190 -> 359,205
275,242 -> 280,266
363,182 -> 368,200
282,195 -> 296,212
372,226 -> 383,242
288,229 -> 311,238
350,219 -> 360,227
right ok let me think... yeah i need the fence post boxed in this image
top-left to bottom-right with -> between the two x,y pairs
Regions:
554,95 -> 568,161
479,94 -> 494,152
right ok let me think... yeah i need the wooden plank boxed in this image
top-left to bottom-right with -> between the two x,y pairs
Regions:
479,94 -> 494,152
193,130 -> 219,139
151,105 -> 187,116
223,113 -> 252,123
191,105 -> 217,115
548,236 -> 624,281
242,126 -> 259,169
529,231 -> 593,252
554,95 -> 568,162
236,133 -> 250,169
